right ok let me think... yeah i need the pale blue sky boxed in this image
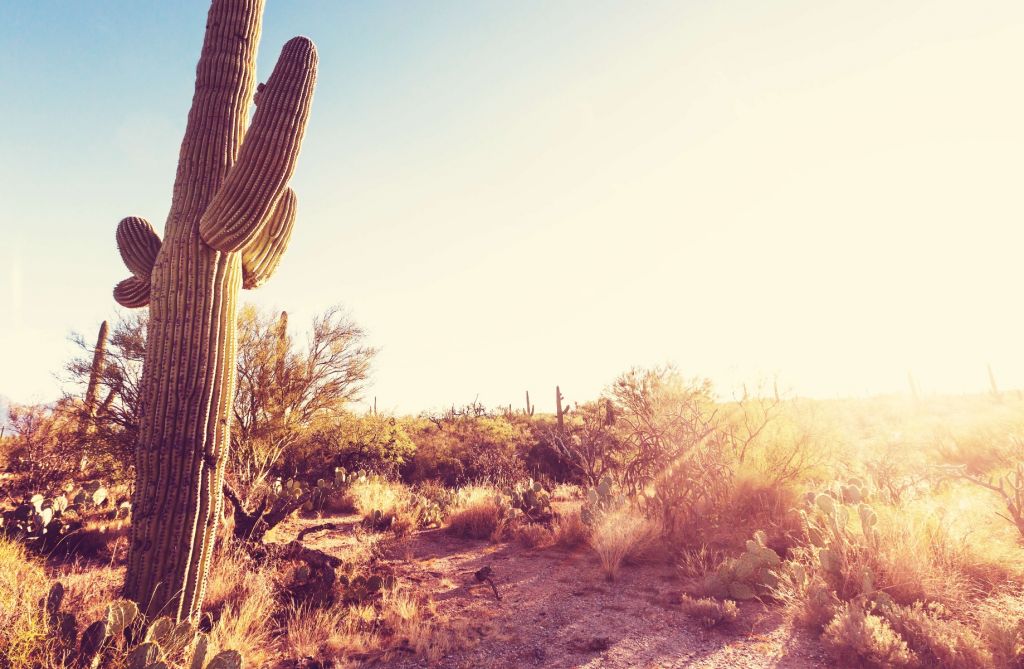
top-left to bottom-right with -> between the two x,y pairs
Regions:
3,1 -> 1024,413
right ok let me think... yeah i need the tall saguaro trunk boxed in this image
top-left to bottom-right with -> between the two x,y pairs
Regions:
111,0 -> 317,621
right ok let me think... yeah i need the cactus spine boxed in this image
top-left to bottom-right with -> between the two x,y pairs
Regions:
113,0 -> 317,621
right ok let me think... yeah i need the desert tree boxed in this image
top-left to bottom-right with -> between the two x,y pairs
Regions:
546,399 -> 624,487
231,304 -> 377,494
610,366 -> 720,496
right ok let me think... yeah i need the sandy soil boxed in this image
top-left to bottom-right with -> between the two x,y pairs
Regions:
282,512 -> 829,669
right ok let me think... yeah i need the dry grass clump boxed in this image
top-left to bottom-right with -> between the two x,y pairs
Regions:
588,506 -> 658,580
552,509 -> 590,549
514,523 -> 554,549
0,537 -> 55,669
202,544 -> 278,666
283,581 -> 467,666
551,483 -> 583,501
51,560 -> 123,625
679,594 -> 739,628
350,478 -> 416,535
446,485 -> 509,540
676,544 -> 727,579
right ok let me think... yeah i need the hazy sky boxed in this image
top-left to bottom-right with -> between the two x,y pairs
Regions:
2,0 -> 1023,413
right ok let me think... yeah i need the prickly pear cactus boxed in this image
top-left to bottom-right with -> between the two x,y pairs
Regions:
115,0 -> 318,621
581,475 -> 622,525
705,530 -> 783,600
510,479 -> 553,522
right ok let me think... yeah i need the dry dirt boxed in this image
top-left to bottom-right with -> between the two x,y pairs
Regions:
281,511 -> 829,669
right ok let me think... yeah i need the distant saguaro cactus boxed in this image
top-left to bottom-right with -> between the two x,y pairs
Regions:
78,320 -> 109,439
556,386 -> 565,432
110,0 -> 318,621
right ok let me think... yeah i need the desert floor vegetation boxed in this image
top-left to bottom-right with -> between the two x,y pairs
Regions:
5,311 -> 1024,667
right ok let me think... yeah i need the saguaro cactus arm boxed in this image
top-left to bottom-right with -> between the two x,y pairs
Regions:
116,217 -> 162,278
113,277 -> 151,308
113,217 -> 162,308
199,37 -> 317,253
241,188 -> 297,289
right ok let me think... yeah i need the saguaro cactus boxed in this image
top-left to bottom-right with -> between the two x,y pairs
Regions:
556,386 -> 565,432
110,0 -> 317,621
78,320 -> 109,439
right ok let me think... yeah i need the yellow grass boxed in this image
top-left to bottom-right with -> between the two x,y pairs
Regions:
588,506 -> 659,580
350,478 -> 416,534
0,537 -> 54,669
446,485 -> 508,540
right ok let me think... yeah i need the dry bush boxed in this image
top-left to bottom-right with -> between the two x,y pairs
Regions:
978,594 -> 1024,668
378,585 -> 468,663
202,543 -> 268,613
867,502 -> 1020,608
679,594 -> 738,628
822,602 -> 917,668
588,507 -> 658,580
446,485 -> 509,540
884,601 -> 992,669
552,509 -> 590,549
199,544 -> 281,668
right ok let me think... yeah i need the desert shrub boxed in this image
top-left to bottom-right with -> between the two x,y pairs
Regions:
545,399 -> 625,487
551,483 -> 583,501
610,367 -> 720,499
404,406 -> 531,485
588,506 -> 658,580
679,594 -> 739,628
884,601 -> 992,669
822,602 -> 917,668
445,485 -> 511,540
284,581 -> 466,665
979,598 -> 1024,668
2,402 -> 81,494
296,412 -> 416,480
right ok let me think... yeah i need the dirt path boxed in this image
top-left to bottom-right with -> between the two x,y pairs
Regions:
284,514 -> 827,668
